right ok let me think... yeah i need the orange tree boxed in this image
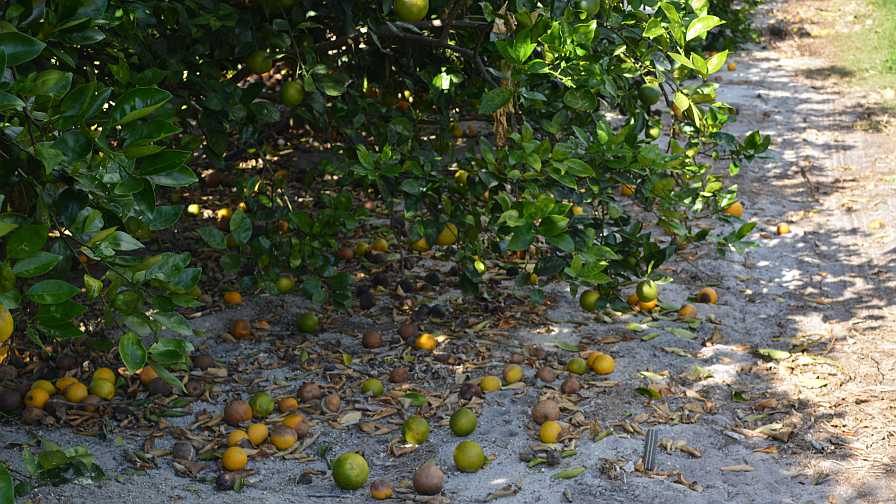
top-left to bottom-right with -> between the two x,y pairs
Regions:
0,0 -> 767,379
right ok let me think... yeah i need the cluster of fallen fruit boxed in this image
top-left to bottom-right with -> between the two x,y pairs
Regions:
0,273 -> 726,498
206,278 -> 720,498
214,341 -> 616,498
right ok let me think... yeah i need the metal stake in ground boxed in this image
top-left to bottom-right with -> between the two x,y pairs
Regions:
643,428 -> 659,472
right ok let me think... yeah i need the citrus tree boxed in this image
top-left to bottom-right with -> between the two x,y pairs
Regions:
0,0 -> 767,378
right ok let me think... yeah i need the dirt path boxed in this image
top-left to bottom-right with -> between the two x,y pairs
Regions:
3,2 -> 896,503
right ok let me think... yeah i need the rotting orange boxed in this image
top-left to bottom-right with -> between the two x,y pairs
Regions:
696,287 -> 718,304
223,291 -> 242,305
278,397 -> 299,413
678,303 -> 698,319
232,319 -> 251,339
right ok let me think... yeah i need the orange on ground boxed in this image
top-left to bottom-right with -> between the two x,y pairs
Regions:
64,382 -> 88,403
678,303 -> 698,319
638,299 -> 657,312
93,367 -> 116,384
696,287 -> 718,304
281,413 -> 305,430
139,366 -> 158,385
539,420 -> 562,443
25,388 -> 50,409
223,291 -> 242,305
55,376 -> 78,392
89,379 -> 115,400
278,397 -> 299,413
232,319 -> 251,339
247,423 -> 268,446
591,353 -> 615,375
31,380 -> 56,396
270,425 -> 297,450
222,446 -> 248,471
415,333 -> 437,352
479,375 -> 502,392
227,430 -> 249,447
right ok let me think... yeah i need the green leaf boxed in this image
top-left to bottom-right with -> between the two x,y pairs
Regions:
152,364 -> 186,394
402,392 -> 427,407
0,463 -> 12,504
563,89 -> 596,111
20,70 -> 72,97
197,226 -> 227,249
229,209 -> 252,243
12,252 -> 61,278
706,50 -> 729,74
149,337 -> 194,368
756,348 -> 791,361
107,87 -> 172,126
478,88 -> 513,114
686,15 -> 724,41
84,274 -> 102,300
27,280 -> 80,305
145,166 -> 198,187
119,331 -> 147,374
6,224 -> 49,259
0,31 -> 46,66
551,466 -> 586,479
0,91 -> 24,112
135,150 -> 191,176
538,215 -> 569,237
151,311 -> 193,336
643,17 -> 665,38
554,342 -> 580,352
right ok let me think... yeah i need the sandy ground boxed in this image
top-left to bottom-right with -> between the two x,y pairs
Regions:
3,1 -> 896,503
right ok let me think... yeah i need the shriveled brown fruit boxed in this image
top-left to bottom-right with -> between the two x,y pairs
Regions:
459,382 -> 481,401
81,394 -> 101,412
322,394 -> 341,413
370,479 -> 394,500
22,406 -> 45,425
231,319 -> 251,339
185,380 -> 204,397
172,441 -> 195,461
147,377 -> 173,396
532,399 -> 560,424
536,367 -> 556,383
560,376 -> 580,395
224,400 -> 252,426
362,331 -> 383,349
389,367 -> 409,383
298,383 -> 322,402
413,463 -> 445,496
193,354 -> 215,370
398,322 -> 418,343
